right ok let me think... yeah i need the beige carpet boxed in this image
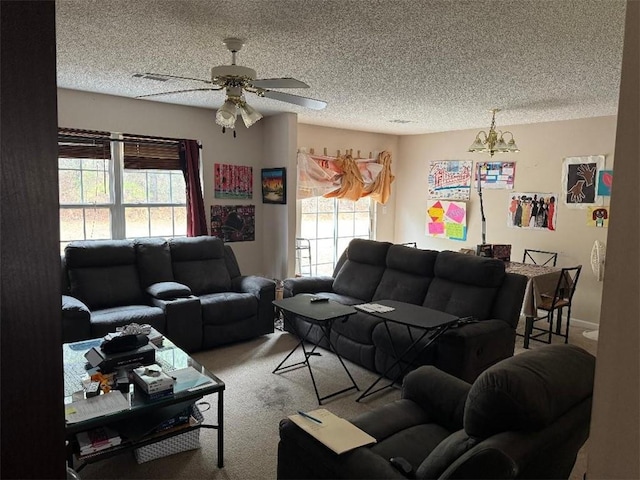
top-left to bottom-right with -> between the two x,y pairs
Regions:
77,323 -> 598,479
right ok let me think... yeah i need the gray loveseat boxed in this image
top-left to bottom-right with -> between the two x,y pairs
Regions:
283,239 -> 527,383
61,236 -> 275,352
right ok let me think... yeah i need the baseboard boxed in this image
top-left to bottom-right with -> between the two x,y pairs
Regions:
569,318 -> 599,330
518,314 -> 598,331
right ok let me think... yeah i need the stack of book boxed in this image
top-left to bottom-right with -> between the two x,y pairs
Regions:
132,364 -> 175,400
76,426 -> 122,456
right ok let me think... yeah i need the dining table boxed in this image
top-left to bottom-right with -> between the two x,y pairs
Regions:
504,261 -> 562,348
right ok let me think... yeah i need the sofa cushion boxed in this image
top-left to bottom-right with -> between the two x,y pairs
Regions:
332,240 -> 392,301
463,344 -> 596,439
386,245 -> 439,276
69,265 -> 144,310
422,279 -> 500,320
135,237 -> 174,287
416,430 -> 479,479
422,249 -> 505,320
65,240 -> 145,309
433,251 -> 505,287
199,292 -> 257,325
65,239 -> 136,267
90,305 -> 165,337
169,237 -> 231,294
146,281 -> 192,300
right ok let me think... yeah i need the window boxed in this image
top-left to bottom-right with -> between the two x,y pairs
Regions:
298,196 -> 374,276
58,129 -> 188,251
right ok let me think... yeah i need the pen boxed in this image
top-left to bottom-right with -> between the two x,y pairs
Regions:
297,410 -> 323,424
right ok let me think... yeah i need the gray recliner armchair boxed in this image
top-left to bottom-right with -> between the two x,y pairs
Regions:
278,344 -> 595,479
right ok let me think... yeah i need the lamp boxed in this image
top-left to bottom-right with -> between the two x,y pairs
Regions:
215,94 -> 264,134
468,108 -> 519,157
215,98 -> 238,129
468,108 -> 519,250
238,100 -> 263,127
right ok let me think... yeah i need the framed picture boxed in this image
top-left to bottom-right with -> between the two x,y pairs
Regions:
261,167 -> 287,204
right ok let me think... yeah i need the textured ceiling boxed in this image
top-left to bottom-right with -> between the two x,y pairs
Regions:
55,0 -> 626,135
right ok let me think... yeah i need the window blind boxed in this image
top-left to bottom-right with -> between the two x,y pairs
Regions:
122,134 -> 181,171
58,128 -> 111,159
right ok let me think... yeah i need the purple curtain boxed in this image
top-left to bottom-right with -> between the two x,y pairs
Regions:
180,140 -> 208,236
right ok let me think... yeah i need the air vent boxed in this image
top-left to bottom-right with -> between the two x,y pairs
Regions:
388,119 -> 413,124
132,73 -> 170,82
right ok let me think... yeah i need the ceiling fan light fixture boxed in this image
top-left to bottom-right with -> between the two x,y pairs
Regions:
239,101 -> 263,128
215,99 -> 238,128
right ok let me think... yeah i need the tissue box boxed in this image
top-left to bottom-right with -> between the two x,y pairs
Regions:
134,404 -> 203,464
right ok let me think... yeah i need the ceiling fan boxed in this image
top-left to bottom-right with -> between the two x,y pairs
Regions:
135,37 -> 327,131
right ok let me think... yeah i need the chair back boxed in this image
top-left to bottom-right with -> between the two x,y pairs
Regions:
552,265 -> 582,304
523,248 -> 558,266
425,344 -> 595,479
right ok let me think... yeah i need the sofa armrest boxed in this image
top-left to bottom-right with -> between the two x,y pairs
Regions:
62,295 -> 91,342
146,281 -> 192,300
150,296 -> 202,352
491,272 -> 528,327
278,418 -> 404,480
401,365 -> 471,432
435,319 -> 516,383
232,275 -> 276,335
283,276 -> 334,297
232,275 -> 275,296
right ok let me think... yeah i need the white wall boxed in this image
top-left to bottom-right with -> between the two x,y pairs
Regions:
262,113 -> 298,279
588,0 -> 640,476
395,116 -> 616,326
297,123 -> 400,242
57,88 -> 267,274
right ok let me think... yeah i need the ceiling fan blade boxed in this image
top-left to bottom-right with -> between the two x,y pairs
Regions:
136,87 -> 222,98
260,90 -> 327,110
252,78 -> 309,89
136,72 -> 212,84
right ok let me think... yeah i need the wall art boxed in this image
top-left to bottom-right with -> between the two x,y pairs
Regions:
261,167 -> 287,204
214,163 -> 253,199
507,192 -> 558,231
210,204 -> 255,242
597,170 -> 613,196
426,200 -> 467,241
562,155 -> 605,208
427,160 -> 472,200
587,206 -> 609,228
475,161 -> 516,189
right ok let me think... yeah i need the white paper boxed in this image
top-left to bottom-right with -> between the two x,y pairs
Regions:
65,391 -> 129,424
355,303 -> 395,313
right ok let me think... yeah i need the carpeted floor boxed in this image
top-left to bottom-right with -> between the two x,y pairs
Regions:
77,323 -> 598,479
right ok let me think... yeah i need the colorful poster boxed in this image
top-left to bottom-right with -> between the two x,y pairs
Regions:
214,163 -> 253,199
507,193 -> 558,231
597,170 -> 613,196
210,205 -> 255,242
475,161 -> 515,189
562,155 -> 605,208
261,167 -> 286,204
426,200 -> 467,240
428,160 -> 472,200
588,207 -> 609,228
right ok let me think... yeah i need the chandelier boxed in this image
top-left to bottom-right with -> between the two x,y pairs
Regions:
468,108 -> 519,157
468,108 -> 519,250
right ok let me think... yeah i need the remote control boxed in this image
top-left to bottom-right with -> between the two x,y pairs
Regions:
310,296 -> 329,303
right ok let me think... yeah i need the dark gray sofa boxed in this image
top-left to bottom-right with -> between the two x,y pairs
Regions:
278,344 -> 595,479
283,239 -> 527,383
61,236 -> 275,352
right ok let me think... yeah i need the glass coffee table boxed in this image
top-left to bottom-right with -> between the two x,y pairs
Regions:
63,337 -> 225,471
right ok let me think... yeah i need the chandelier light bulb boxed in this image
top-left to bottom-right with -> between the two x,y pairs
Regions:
239,101 -> 263,128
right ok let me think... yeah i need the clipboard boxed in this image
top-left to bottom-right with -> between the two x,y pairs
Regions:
288,408 -> 376,454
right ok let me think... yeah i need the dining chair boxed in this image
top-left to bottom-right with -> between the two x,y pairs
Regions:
525,265 -> 582,345
523,248 -> 558,266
